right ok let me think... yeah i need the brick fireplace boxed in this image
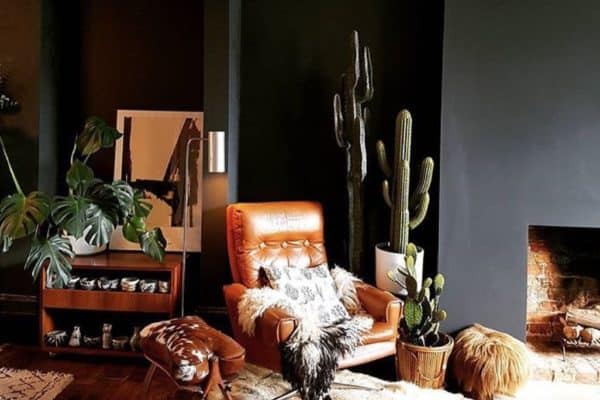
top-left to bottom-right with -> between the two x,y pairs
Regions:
527,225 -> 600,343
527,226 -> 600,383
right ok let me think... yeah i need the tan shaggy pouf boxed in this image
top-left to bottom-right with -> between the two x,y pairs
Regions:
449,324 -> 531,400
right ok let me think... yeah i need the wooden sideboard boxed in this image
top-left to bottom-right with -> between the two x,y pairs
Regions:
40,252 -> 182,358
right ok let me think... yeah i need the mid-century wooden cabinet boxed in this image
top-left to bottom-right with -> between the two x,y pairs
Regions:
40,252 -> 181,358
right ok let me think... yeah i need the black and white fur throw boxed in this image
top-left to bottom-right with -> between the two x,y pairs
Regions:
238,266 -> 373,400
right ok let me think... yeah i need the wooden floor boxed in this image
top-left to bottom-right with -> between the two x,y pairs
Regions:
0,343 -> 397,399
0,344 -> 191,399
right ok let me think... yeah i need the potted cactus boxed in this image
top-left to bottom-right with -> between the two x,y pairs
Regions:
375,109 -> 434,294
394,244 -> 453,388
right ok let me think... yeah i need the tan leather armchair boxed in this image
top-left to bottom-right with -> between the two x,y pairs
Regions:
223,201 -> 402,372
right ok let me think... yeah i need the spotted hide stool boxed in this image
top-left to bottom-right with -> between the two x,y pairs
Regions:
140,316 -> 245,399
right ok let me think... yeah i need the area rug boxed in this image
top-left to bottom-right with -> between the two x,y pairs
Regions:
208,364 -> 468,400
0,367 -> 73,400
508,380 -> 600,400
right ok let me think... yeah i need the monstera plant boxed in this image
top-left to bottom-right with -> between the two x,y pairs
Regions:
0,117 -> 166,288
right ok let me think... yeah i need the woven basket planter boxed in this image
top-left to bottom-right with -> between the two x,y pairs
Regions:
396,333 -> 454,389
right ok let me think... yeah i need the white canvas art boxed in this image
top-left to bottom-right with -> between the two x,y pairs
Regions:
110,110 -> 203,252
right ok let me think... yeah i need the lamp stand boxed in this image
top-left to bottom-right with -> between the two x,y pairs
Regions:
181,131 -> 225,317
181,137 -> 203,317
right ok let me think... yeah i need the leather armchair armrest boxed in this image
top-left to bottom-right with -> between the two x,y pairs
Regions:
355,283 -> 402,326
223,283 -> 298,345
255,307 -> 298,344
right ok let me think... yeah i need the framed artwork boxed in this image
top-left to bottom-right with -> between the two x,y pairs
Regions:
110,110 -> 204,252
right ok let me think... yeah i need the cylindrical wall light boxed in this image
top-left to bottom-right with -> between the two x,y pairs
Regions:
207,131 -> 226,173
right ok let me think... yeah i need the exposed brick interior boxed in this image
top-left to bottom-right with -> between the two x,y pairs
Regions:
527,226 -> 600,344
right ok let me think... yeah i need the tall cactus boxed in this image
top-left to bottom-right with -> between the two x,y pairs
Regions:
376,110 -> 434,254
333,30 -> 373,274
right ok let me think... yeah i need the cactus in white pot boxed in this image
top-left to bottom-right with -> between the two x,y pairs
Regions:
375,109 -> 434,294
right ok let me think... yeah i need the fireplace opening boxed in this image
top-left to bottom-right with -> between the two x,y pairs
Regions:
527,225 -> 600,383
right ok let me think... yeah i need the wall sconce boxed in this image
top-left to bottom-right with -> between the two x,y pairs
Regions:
181,130 -> 226,315
207,131 -> 226,173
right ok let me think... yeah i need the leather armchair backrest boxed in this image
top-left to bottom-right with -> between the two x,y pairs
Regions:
226,201 -> 327,288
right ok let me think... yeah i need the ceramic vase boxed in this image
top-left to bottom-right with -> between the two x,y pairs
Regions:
130,326 -> 141,352
102,323 -> 113,350
69,326 -> 81,347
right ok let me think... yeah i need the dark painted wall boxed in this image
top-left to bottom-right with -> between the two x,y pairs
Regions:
200,0 -> 240,312
440,1 -> 600,338
60,0 -> 205,181
239,0 -> 444,280
0,0 -> 41,341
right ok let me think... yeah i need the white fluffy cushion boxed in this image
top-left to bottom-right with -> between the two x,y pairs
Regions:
261,264 -> 350,325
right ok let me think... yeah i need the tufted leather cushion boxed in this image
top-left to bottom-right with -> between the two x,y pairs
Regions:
140,316 -> 245,385
226,202 -> 327,288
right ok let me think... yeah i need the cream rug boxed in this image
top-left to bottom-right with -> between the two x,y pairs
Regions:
208,364 -> 468,400
0,367 -> 73,400
208,364 -> 600,400
508,380 -> 600,400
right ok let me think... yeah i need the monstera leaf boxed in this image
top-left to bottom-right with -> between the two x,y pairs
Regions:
76,116 -> 122,156
140,228 -> 166,262
66,160 -> 95,195
1,235 -> 13,253
25,234 -> 74,288
0,191 -> 51,252
122,216 -> 146,243
96,182 -> 150,220
132,188 -> 152,218
108,181 -> 135,216
51,195 -> 89,238
83,203 -> 118,246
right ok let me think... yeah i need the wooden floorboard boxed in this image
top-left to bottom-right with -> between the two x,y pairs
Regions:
0,344 -> 191,399
0,343 -> 397,398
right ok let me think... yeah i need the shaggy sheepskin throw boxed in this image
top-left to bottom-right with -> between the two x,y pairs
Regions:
239,265 -> 373,400
450,324 -> 531,400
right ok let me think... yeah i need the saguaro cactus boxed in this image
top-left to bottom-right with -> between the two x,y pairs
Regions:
333,30 -> 373,274
376,110 -> 434,254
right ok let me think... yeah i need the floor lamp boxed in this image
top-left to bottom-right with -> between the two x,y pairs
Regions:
181,131 -> 226,316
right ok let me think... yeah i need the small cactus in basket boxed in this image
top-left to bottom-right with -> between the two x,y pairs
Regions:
393,243 -> 448,346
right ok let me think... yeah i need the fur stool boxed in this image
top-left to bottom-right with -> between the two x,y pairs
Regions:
449,324 -> 530,400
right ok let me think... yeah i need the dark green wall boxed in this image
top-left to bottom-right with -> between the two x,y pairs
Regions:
0,0 -> 41,341
1,1 -> 442,340
239,0 -> 444,280
54,0 -> 205,183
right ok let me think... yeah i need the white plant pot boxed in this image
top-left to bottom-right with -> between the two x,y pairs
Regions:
375,242 -> 424,295
68,236 -> 107,256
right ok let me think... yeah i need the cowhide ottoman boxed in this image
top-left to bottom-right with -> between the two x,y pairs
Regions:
140,316 -> 245,399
